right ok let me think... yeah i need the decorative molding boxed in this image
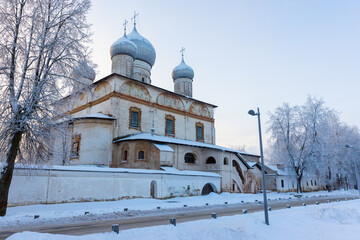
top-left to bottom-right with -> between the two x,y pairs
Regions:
69,91 -> 214,123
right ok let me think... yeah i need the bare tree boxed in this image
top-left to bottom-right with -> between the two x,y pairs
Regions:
0,0 -> 92,216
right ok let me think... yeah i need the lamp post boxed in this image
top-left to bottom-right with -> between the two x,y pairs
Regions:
248,107 -> 269,225
345,145 -> 360,197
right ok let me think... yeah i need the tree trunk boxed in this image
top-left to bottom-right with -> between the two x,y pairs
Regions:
0,131 -> 23,216
297,177 -> 302,193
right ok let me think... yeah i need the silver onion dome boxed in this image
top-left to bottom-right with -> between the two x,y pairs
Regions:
127,26 -> 156,67
110,33 -> 137,59
172,58 -> 194,80
73,61 -> 96,81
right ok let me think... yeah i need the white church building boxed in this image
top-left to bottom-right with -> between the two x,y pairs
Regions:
8,18 -> 264,206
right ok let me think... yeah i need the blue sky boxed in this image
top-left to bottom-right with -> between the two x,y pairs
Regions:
87,0 -> 360,154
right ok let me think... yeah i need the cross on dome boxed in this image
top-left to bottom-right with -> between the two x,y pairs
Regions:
123,19 -> 128,34
180,47 -> 185,60
132,11 -> 139,26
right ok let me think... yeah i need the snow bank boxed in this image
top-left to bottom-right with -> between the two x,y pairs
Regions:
7,199 -> 360,240
1,190 -> 357,230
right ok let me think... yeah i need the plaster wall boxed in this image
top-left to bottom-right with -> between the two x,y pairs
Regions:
275,175 -> 324,192
8,167 -> 221,206
71,119 -> 114,165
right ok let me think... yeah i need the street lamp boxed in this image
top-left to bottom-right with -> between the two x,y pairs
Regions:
248,107 -> 269,225
345,145 -> 360,197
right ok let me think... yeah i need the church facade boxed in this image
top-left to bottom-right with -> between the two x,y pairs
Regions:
59,20 -> 263,196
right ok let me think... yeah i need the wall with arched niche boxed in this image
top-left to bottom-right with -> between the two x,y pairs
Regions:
156,92 -> 185,111
93,81 -> 111,99
189,102 -> 210,118
118,80 -> 151,102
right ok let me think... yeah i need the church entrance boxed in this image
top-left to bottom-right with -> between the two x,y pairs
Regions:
150,181 -> 157,198
201,183 -> 215,195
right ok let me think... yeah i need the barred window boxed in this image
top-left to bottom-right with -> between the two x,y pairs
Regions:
165,115 -> 175,136
196,123 -> 204,141
129,107 -> 141,129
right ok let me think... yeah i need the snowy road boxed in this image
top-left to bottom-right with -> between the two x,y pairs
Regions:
1,195 -> 357,239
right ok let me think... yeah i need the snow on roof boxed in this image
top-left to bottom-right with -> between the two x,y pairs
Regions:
266,165 -> 287,175
247,162 -> 258,168
153,143 -> 174,152
75,113 -> 116,120
14,164 -> 221,178
114,133 -> 260,157
160,167 -> 220,177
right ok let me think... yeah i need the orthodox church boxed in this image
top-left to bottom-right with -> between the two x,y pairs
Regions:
59,17 -> 263,195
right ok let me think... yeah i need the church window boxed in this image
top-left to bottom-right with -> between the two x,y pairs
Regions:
123,150 -> 128,161
195,123 -> 204,141
138,151 -> 145,160
224,157 -> 229,165
206,157 -> 216,164
70,134 -> 81,159
129,107 -> 141,129
120,144 -> 129,163
165,115 -> 175,136
184,153 -> 196,163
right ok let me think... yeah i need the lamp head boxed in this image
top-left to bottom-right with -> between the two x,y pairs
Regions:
248,110 -> 256,116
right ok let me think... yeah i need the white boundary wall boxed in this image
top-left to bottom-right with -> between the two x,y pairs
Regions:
8,166 -> 221,206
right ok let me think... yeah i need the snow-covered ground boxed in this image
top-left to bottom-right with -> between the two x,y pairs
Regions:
0,190 -> 357,230
7,198 -> 360,240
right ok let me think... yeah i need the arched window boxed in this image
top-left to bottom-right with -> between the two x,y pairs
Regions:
121,144 -> 129,162
223,157 -> 229,165
311,180 -> 313,186
314,180 -> 317,186
138,151 -> 145,160
184,153 -> 196,163
206,157 -> 216,164
281,179 -> 284,188
71,134 -> 81,159
123,150 -> 128,161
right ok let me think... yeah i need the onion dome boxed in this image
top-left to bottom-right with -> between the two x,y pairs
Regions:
172,58 -> 194,80
73,61 -> 96,81
110,33 -> 137,59
127,26 -> 156,67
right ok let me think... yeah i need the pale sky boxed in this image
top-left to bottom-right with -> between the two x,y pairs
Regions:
87,0 -> 360,155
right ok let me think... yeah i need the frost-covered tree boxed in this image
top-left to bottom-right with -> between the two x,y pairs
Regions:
319,117 -> 360,190
0,0 -> 92,216
268,97 -> 328,193
268,96 -> 360,193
